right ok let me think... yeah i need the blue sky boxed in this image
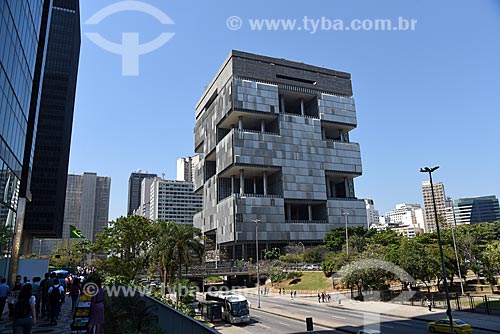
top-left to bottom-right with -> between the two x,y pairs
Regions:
70,0 -> 500,220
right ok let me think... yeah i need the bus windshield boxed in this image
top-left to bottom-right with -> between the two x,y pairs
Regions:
229,301 -> 249,317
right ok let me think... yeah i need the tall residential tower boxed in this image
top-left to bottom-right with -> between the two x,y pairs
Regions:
193,51 -> 366,260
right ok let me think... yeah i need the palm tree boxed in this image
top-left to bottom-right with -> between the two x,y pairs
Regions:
152,221 -> 204,288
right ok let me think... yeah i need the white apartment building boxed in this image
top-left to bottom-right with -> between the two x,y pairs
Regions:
148,178 -> 202,224
364,199 -> 380,228
384,203 -> 425,235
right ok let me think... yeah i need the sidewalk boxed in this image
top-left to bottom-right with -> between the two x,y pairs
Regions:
0,295 -> 73,334
241,289 -> 500,333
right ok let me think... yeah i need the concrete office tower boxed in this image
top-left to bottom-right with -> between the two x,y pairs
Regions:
24,0 -> 81,252
127,171 -> 157,215
148,178 -> 202,224
33,173 -> 111,255
0,0 -> 52,278
193,51 -> 366,260
364,199 -> 380,229
177,155 -> 200,182
422,181 -> 447,233
453,195 -> 500,225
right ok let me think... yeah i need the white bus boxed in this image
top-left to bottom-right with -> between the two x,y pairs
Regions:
205,291 -> 250,324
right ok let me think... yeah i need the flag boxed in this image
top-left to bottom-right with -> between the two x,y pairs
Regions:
70,225 -> 84,239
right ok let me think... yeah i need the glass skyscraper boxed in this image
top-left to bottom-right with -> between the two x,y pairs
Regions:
0,0 -> 52,276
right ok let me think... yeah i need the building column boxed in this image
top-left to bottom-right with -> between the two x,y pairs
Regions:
321,127 -> 326,140
300,98 -> 305,116
280,95 -> 286,113
326,176 -> 331,198
242,243 -> 246,260
263,171 -> 268,196
308,205 -> 313,221
231,175 -> 235,194
239,169 -> 244,194
260,119 -> 265,133
253,177 -> 257,194
286,204 -> 292,220
238,116 -> 243,130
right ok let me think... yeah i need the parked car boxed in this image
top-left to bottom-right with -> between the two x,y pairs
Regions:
357,330 -> 382,334
428,319 -> 473,334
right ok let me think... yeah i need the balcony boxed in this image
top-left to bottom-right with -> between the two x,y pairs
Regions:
318,93 -> 357,127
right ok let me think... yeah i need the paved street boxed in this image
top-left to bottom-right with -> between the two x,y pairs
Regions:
232,293 -> 499,334
215,308 -> 336,334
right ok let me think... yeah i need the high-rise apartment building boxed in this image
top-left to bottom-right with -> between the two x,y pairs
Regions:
33,172 -> 111,255
0,0 -> 52,278
193,51 -> 366,260
364,199 -> 380,228
453,195 -> 500,225
24,0 -> 81,250
422,180 -> 447,233
176,155 -> 200,182
127,171 -> 157,215
148,178 -> 202,224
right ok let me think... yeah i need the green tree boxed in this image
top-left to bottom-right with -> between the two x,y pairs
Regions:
91,215 -> 155,281
483,240 -> 500,292
151,221 -> 204,285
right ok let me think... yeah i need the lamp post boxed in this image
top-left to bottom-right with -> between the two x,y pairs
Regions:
420,166 -> 454,333
252,219 -> 261,308
450,200 -> 465,296
38,239 -> 42,257
342,211 -> 350,257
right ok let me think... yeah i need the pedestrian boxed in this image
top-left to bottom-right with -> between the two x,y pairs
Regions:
12,283 -> 36,334
39,273 -> 49,320
9,275 -> 23,318
321,292 -> 325,303
294,290 -> 297,298
279,288 -> 281,295
48,278 -> 64,325
32,277 -> 41,316
290,290 -> 293,299
0,277 -> 10,320
327,293 -> 331,302
317,293 -> 321,303
87,277 -> 105,334
427,299 -> 432,312
70,277 -> 81,312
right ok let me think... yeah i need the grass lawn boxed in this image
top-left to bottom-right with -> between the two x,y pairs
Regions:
475,299 -> 500,310
275,272 -> 333,291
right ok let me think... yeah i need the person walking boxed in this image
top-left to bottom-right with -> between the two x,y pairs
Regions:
39,273 -> 49,320
317,293 -> 321,303
87,277 -> 105,334
290,290 -> 293,299
0,277 -> 10,320
31,278 -> 41,318
70,278 -> 81,312
47,279 -> 64,325
12,284 -> 36,334
9,275 -> 23,319
427,299 -> 432,312
293,290 -> 297,299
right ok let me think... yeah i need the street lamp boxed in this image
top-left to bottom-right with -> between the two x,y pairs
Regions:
342,211 -> 350,257
450,200 -> 465,296
252,219 -> 261,308
420,166 -> 454,333
38,239 -> 42,257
